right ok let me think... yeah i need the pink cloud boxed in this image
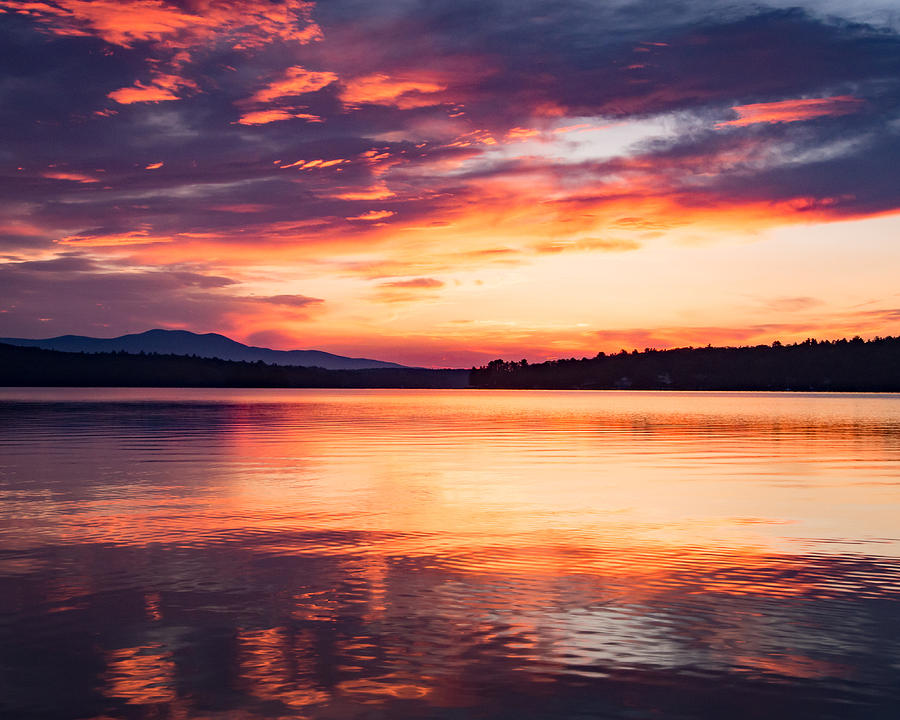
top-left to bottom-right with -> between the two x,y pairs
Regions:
236,109 -> 322,125
108,73 -> 197,104
346,210 -> 395,221
0,0 -> 322,51
717,96 -> 863,128
379,277 -> 444,289
340,73 -> 447,109
249,66 -> 338,103
42,170 -> 98,183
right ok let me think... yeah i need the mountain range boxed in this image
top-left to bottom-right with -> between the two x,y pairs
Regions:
0,329 -> 405,370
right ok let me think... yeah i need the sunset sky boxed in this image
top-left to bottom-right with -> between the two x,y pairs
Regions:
2,0 -> 899,367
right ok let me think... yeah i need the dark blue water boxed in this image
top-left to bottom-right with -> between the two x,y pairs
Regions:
1,389 -> 899,719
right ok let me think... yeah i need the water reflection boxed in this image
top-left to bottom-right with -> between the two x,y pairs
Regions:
0,389 -> 898,719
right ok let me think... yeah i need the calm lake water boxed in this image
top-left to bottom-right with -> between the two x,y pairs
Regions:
1,388 -> 899,720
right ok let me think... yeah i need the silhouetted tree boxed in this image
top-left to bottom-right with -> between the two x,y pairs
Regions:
470,336 -> 900,391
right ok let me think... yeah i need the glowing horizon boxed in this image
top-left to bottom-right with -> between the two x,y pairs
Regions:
2,1 -> 899,367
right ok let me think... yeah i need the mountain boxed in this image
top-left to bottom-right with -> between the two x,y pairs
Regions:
0,329 -> 406,370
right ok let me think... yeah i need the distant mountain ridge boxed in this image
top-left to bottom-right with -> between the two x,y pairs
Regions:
0,329 -> 406,370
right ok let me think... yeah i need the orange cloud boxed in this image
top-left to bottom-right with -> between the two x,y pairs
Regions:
0,0 -> 322,51
373,277 -> 445,304
108,73 -> 196,104
108,82 -> 179,103
145,161 -> 163,170
505,127 -> 540,142
249,66 -> 338,103
279,158 -> 348,169
331,183 -> 396,201
6,1 -> 323,114
0,0 -> 206,47
716,95 -> 863,128
533,237 -> 641,254
340,74 -> 447,109
59,229 -> 175,247
103,149 -> 862,276
380,277 -> 444,289
447,129 -> 498,148
236,109 -> 322,125
75,132 -> 876,279
346,210 -> 395,221
42,170 -> 98,183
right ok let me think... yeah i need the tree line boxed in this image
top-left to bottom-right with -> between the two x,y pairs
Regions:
3,336 -> 898,391
0,343 -> 469,388
470,336 -> 900,391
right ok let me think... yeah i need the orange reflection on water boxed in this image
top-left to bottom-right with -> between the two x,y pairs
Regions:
6,391 -> 899,608
103,643 -> 176,705
2,388 -> 899,715
336,673 -> 433,703
144,592 -> 162,622
237,627 -> 331,711
734,652 -> 849,679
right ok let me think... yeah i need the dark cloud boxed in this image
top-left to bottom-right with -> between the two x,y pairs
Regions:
0,255 -> 247,337
3,4 -> 895,222
10,254 -> 100,273
252,294 -> 325,308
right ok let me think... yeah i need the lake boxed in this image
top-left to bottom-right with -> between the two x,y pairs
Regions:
1,388 -> 898,719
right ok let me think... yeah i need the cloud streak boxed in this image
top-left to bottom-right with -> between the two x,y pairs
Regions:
716,96 -> 864,128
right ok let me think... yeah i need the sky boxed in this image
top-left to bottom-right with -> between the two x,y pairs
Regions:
1,0 -> 899,367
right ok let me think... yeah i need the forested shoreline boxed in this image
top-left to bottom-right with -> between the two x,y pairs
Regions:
3,336 -> 900,391
470,336 -> 900,391
0,343 -> 469,388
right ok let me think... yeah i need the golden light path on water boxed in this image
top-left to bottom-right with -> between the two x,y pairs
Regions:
1,389 -> 899,719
